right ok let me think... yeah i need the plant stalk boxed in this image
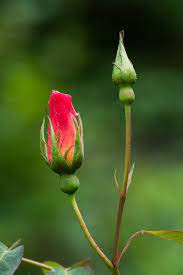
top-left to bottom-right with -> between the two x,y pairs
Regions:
112,267 -> 120,275
69,194 -> 114,271
22,257 -> 53,271
112,105 -> 132,266
116,231 -> 143,265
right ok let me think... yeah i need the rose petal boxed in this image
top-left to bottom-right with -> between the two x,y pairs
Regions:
47,91 -> 77,164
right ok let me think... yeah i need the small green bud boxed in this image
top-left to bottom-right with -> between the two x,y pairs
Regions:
112,31 -> 137,87
60,174 -> 80,194
119,86 -> 135,105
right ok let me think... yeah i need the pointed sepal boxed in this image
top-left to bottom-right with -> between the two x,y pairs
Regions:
78,113 -> 84,157
71,114 -> 84,172
48,117 -> 69,174
40,119 -> 49,164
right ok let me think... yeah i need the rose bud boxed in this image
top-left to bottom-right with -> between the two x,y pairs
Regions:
40,91 -> 84,193
112,31 -> 137,105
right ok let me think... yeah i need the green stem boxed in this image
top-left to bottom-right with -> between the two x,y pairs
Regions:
112,105 -> 132,265
121,105 -> 131,194
69,194 -> 114,271
22,257 -> 53,271
112,267 -> 120,275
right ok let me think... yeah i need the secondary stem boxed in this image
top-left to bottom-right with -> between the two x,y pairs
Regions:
69,194 -> 114,271
22,257 -> 53,271
112,105 -> 132,266
116,231 -> 143,265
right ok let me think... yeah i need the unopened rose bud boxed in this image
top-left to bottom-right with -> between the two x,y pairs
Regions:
112,31 -> 137,105
40,91 -> 84,182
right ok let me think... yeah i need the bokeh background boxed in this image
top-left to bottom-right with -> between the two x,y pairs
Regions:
0,0 -> 183,274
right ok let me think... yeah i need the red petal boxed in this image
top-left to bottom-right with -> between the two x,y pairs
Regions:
47,90 -> 77,164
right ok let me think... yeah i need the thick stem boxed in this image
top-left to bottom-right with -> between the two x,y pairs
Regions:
112,105 -> 132,265
22,257 -> 53,271
69,194 -> 114,271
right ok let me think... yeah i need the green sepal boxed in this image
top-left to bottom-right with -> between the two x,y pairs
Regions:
71,114 -> 84,172
112,31 -> 137,87
40,119 -> 49,164
78,113 -> 84,157
48,118 -> 69,174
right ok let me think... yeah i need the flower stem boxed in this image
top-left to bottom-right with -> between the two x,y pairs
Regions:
121,105 -> 131,194
112,267 -> 120,275
112,104 -> 132,266
22,257 -> 53,271
69,194 -> 114,271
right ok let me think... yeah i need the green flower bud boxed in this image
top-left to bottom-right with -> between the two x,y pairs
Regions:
112,31 -> 137,87
60,174 -> 80,194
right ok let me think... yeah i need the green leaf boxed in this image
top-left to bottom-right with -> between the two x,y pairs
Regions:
68,258 -> 90,270
47,268 -> 65,275
47,267 -> 94,274
42,260 -> 94,274
0,241 -> 24,275
144,230 -> 183,244
42,261 -> 64,274
69,266 -> 94,274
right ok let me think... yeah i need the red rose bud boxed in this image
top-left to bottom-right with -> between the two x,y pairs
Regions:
40,91 -> 84,177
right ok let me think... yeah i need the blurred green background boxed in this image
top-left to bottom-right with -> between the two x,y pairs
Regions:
0,0 -> 183,274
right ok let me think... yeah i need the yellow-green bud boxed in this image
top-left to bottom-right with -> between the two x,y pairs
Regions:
60,174 -> 80,194
112,31 -> 137,87
119,86 -> 135,105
